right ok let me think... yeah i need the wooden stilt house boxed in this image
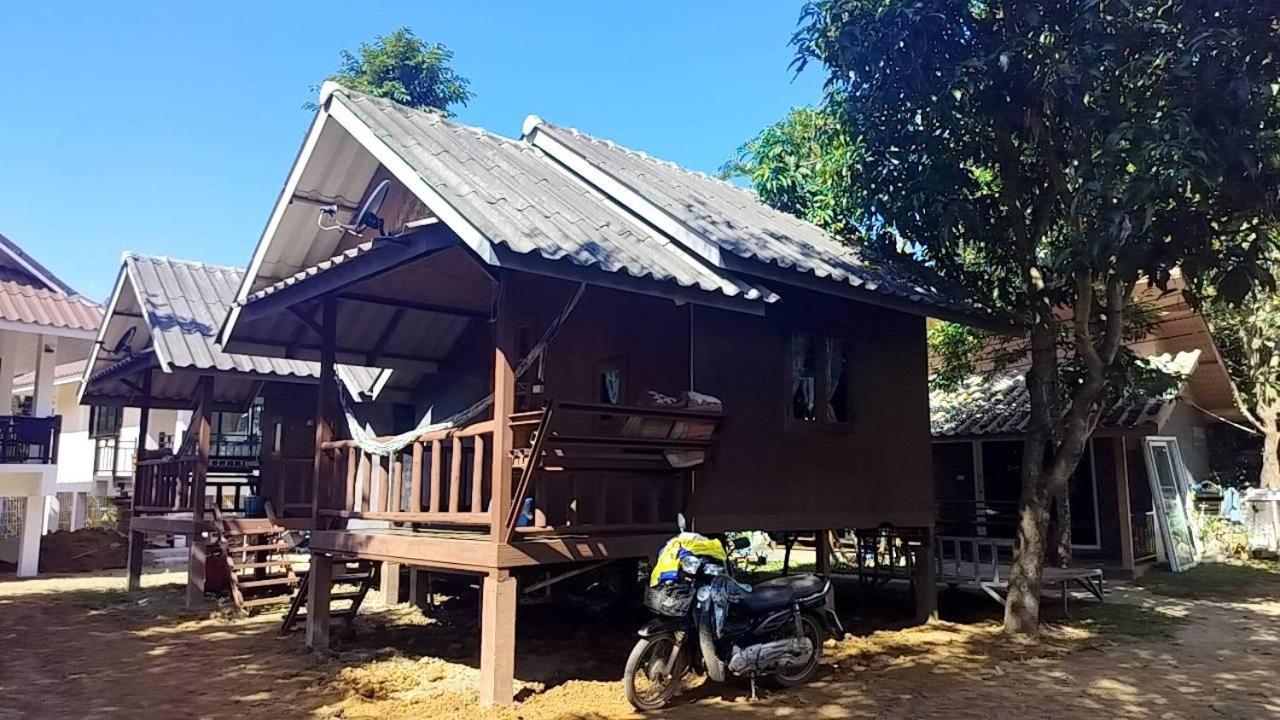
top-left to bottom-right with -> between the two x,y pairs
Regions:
79,253 -> 382,608
217,84 -> 997,704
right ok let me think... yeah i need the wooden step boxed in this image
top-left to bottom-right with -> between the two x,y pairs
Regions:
239,576 -> 301,589
226,543 -> 291,554
332,573 -> 374,583
241,595 -> 294,609
230,560 -> 295,571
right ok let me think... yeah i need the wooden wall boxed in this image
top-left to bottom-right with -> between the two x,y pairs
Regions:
689,284 -> 933,532
258,382 -> 318,516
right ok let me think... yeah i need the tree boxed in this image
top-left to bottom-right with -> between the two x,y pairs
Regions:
1206,256 -> 1280,490
719,106 -> 864,240
311,28 -> 472,115
793,0 -> 1280,634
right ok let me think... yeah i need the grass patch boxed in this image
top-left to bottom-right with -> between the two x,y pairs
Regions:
735,558 -> 817,584
1137,560 -> 1280,601
1048,602 -> 1186,641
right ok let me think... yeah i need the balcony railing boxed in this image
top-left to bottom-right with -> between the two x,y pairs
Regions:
0,415 -> 60,464
93,437 -> 137,477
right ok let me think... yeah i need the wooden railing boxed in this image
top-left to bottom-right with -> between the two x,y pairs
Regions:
936,499 -> 1020,539
318,400 -> 722,542
320,420 -> 497,528
132,454 -> 201,514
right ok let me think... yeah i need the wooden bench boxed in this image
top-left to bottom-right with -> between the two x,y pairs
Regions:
936,535 -> 1104,615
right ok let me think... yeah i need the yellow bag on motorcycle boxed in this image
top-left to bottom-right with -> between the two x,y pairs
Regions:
650,532 -> 727,586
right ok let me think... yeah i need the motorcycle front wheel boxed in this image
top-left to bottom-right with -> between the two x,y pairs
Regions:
623,634 -> 687,711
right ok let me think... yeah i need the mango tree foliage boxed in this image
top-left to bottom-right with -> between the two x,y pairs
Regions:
1207,277 -> 1280,490
794,0 -> 1280,634
310,28 -> 472,115
719,107 -> 864,240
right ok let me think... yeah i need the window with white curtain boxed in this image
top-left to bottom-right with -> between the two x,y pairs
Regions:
789,330 -> 852,427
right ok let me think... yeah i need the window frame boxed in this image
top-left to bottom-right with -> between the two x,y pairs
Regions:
784,326 -> 855,432
88,405 -> 124,439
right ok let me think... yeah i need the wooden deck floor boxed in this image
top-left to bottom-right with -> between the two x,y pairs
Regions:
310,527 -> 670,573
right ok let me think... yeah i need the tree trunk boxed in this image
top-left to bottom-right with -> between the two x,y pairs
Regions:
1054,481 -> 1072,567
1261,420 -> 1280,491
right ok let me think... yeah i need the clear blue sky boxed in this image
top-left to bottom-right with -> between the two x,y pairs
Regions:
0,2 -> 823,301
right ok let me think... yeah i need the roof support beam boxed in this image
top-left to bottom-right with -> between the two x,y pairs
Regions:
336,293 -> 490,319
233,224 -> 459,327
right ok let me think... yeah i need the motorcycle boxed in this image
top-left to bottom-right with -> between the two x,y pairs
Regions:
623,527 -> 844,711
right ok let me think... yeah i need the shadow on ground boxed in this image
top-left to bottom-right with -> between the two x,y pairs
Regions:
0,562 -> 1277,719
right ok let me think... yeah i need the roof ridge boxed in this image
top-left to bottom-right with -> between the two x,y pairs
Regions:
122,251 -> 244,275
330,85 -> 529,150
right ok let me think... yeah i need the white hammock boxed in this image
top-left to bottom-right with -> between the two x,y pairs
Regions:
339,283 -> 586,456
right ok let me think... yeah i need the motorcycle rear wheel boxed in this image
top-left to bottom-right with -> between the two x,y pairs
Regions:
769,614 -> 823,687
623,635 -> 687,711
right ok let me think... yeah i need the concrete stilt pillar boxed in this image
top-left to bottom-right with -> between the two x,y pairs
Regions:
72,493 -> 88,531
17,495 -> 45,577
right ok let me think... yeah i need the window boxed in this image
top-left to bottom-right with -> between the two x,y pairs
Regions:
88,406 -> 123,438
788,331 -> 853,427
594,357 -> 628,406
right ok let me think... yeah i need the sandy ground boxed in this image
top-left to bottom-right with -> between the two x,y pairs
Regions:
1,565 -> 1278,720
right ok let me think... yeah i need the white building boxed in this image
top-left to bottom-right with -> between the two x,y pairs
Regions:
0,233 -> 102,577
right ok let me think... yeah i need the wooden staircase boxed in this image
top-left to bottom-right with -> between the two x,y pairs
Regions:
280,559 -> 378,635
211,506 -> 302,614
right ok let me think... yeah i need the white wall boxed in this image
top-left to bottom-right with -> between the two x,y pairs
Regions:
1161,401 -> 1214,484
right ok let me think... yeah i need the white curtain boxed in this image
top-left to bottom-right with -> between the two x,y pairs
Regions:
825,337 -> 846,423
792,333 -> 814,418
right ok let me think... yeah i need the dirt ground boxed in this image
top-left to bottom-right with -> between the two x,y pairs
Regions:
1,563 -> 1278,719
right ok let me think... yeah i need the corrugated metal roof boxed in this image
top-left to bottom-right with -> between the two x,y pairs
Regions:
244,240 -> 382,305
83,254 -> 382,400
331,90 -> 774,303
0,266 -> 101,333
527,119 -> 984,321
930,351 -> 1201,437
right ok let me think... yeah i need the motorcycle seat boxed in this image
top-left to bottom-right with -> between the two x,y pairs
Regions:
739,574 -> 826,612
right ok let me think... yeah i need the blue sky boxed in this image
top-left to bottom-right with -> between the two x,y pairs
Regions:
0,2 -> 823,300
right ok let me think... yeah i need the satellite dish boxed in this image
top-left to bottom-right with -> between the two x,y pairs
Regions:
109,326 -> 137,356
353,179 -> 390,234
315,179 -> 391,237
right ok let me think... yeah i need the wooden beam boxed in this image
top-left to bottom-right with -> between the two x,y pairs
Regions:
306,553 -> 333,650
337,292 -> 491,319
313,300 -> 338,522
914,526 -> 938,623
1114,437 -> 1136,571
490,287 -> 516,544
368,307 -> 406,366
136,370 -> 152,459
479,569 -> 517,706
235,225 -> 458,324
126,530 -> 145,592
186,374 -> 214,609
288,304 -> 324,338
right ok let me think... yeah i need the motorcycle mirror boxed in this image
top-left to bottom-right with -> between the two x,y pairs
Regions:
732,536 -> 751,551
676,513 -> 686,533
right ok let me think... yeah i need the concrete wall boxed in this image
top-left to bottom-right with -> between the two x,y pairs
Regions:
1161,402 -> 1213,485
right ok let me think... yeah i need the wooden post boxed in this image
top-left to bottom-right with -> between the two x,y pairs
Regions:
313,300 -> 338,523
490,290 -> 515,542
816,530 -> 831,577
137,370 -> 153,462
127,530 -> 145,591
307,552 -> 333,650
914,526 -> 938,624
1114,436 -> 1136,572
186,375 -> 213,609
381,561 -> 402,605
479,569 -> 517,706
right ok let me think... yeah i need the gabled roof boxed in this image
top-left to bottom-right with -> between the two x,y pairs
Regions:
0,232 -> 101,337
336,91 -> 773,304
81,253 -> 383,408
524,118 -> 987,325
931,351 -> 1201,437
224,84 -> 995,353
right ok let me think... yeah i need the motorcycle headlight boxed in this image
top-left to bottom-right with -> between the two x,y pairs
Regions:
679,554 -> 703,574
